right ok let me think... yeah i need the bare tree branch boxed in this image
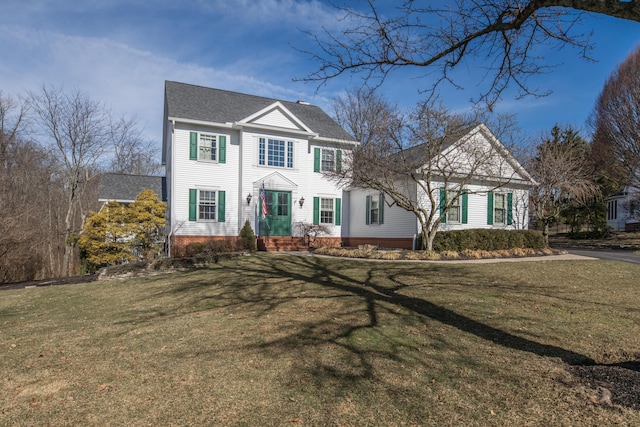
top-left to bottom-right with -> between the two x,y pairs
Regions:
299,0 -> 640,107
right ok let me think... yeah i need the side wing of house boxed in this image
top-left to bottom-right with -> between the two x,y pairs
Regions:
606,187 -> 640,231
344,124 -> 532,249
163,81 -> 357,256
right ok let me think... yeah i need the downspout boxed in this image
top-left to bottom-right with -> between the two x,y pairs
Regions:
167,119 -> 175,258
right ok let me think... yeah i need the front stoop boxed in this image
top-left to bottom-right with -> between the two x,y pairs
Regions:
257,237 -> 308,251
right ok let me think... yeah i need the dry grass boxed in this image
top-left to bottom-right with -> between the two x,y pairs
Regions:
2,253 -> 639,426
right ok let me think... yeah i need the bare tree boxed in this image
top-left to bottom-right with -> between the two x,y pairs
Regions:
301,1 -> 640,106
332,87 -> 402,146
331,96 -> 528,250
108,116 -> 163,176
528,125 -> 599,243
0,91 -> 69,282
591,43 -> 640,189
29,86 -> 133,276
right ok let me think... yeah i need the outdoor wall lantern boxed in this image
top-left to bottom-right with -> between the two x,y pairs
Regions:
246,193 -> 252,205
299,196 -> 305,208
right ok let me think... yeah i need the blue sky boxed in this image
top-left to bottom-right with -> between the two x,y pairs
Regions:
1,0 -> 640,154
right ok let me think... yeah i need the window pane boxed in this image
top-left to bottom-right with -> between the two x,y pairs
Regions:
494,194 -> 505,224
320,198 -> 334,224
321,149 -> 335,171
277,193 -> 289,216
370,209 -> 379,224
448,206 -> 460,222
259,138 -> 265,165
199,190 -> 216,220
287,141 -> 293,168
199,134 -> 217,161
370,197 -> 379,224
268,139 -> 285,167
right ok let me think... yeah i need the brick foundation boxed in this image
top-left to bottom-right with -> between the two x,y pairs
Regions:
170,235 -> 239,258
625,222 -> 640,232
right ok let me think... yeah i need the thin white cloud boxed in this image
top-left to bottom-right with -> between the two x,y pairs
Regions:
195,0 -> 347,32
0,24 -> 336,145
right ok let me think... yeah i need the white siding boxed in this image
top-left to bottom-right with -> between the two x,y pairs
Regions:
348,182 -> 529,242
171,123 -> 241,237
252,108 -> 302,130
347,187 -> 417,239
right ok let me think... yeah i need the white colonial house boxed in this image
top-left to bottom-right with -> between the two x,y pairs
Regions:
162,81 -> 532,255
163,81 -> 357,256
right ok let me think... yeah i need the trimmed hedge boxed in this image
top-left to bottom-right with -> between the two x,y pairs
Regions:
427,229 -> 546,251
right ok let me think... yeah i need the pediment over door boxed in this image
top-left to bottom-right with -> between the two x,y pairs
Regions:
254,172 -> 298,192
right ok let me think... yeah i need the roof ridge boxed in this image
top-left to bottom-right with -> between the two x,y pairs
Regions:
165,80 -> 318,108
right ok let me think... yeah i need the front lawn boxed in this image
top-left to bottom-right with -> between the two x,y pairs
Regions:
1,253 -> 639,426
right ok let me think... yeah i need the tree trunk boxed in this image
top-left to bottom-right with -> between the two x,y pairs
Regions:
542,222 -> 550,246
61,185 -> 77,277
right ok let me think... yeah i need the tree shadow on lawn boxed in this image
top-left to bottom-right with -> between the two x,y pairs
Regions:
133,254 -> 595,365
254,255 -> 595,364
122,254 -> 640,409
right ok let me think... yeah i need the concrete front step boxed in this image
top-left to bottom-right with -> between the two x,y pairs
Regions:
257,237 -> 308,251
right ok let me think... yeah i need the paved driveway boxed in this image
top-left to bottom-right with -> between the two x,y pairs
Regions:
560,248 -> 640,265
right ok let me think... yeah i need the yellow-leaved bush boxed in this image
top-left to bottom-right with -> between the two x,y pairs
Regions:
79,189 -> 167,271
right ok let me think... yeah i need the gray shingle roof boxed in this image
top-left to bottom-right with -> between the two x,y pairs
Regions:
99,173 -> 166,203
165,81 -> 356,142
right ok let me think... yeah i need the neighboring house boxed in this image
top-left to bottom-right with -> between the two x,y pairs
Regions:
99,173 -> 167,206
606,186 -> 640,231
343,124 -> 533,249
162,81 -> 532,255
163,81 -> 357,256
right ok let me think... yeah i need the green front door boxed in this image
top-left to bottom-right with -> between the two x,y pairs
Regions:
265,191 -> 291,236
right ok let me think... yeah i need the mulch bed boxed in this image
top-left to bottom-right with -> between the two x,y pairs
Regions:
569,356 -> 640,410
0,274 -> 99,291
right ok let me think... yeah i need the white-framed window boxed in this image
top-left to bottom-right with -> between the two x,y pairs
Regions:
366,193 -> 384,225
198,190 -> 216,220
370,196 -> 380,224
313,196 -> 342,226
321,149 -> 335,172
199,133 -> 218,161
320,198 -> 334,224
447,191 -> 461,223
189,131 -> 226,163
189,188 -> 226,222
607,200 -> 617,220
494,193 -> 506,225
314,147 -> 342,173
259,138 -> 294,168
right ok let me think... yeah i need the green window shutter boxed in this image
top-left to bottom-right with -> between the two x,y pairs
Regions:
507,192 -> 513,225
189,189 -> 197,221
365,195 -> 371,225
313,197 -> 320,225
439,187 -> 446,223
336,150 -> 342,173
335,198 -> 341,226
487,192 -> 494,225
461,191 -> 468,224
189,132 -> 198,160
378,193 -> 384,225
217,190 -> 225,222
313,148 -> 320,173
219,135 -> 226,164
